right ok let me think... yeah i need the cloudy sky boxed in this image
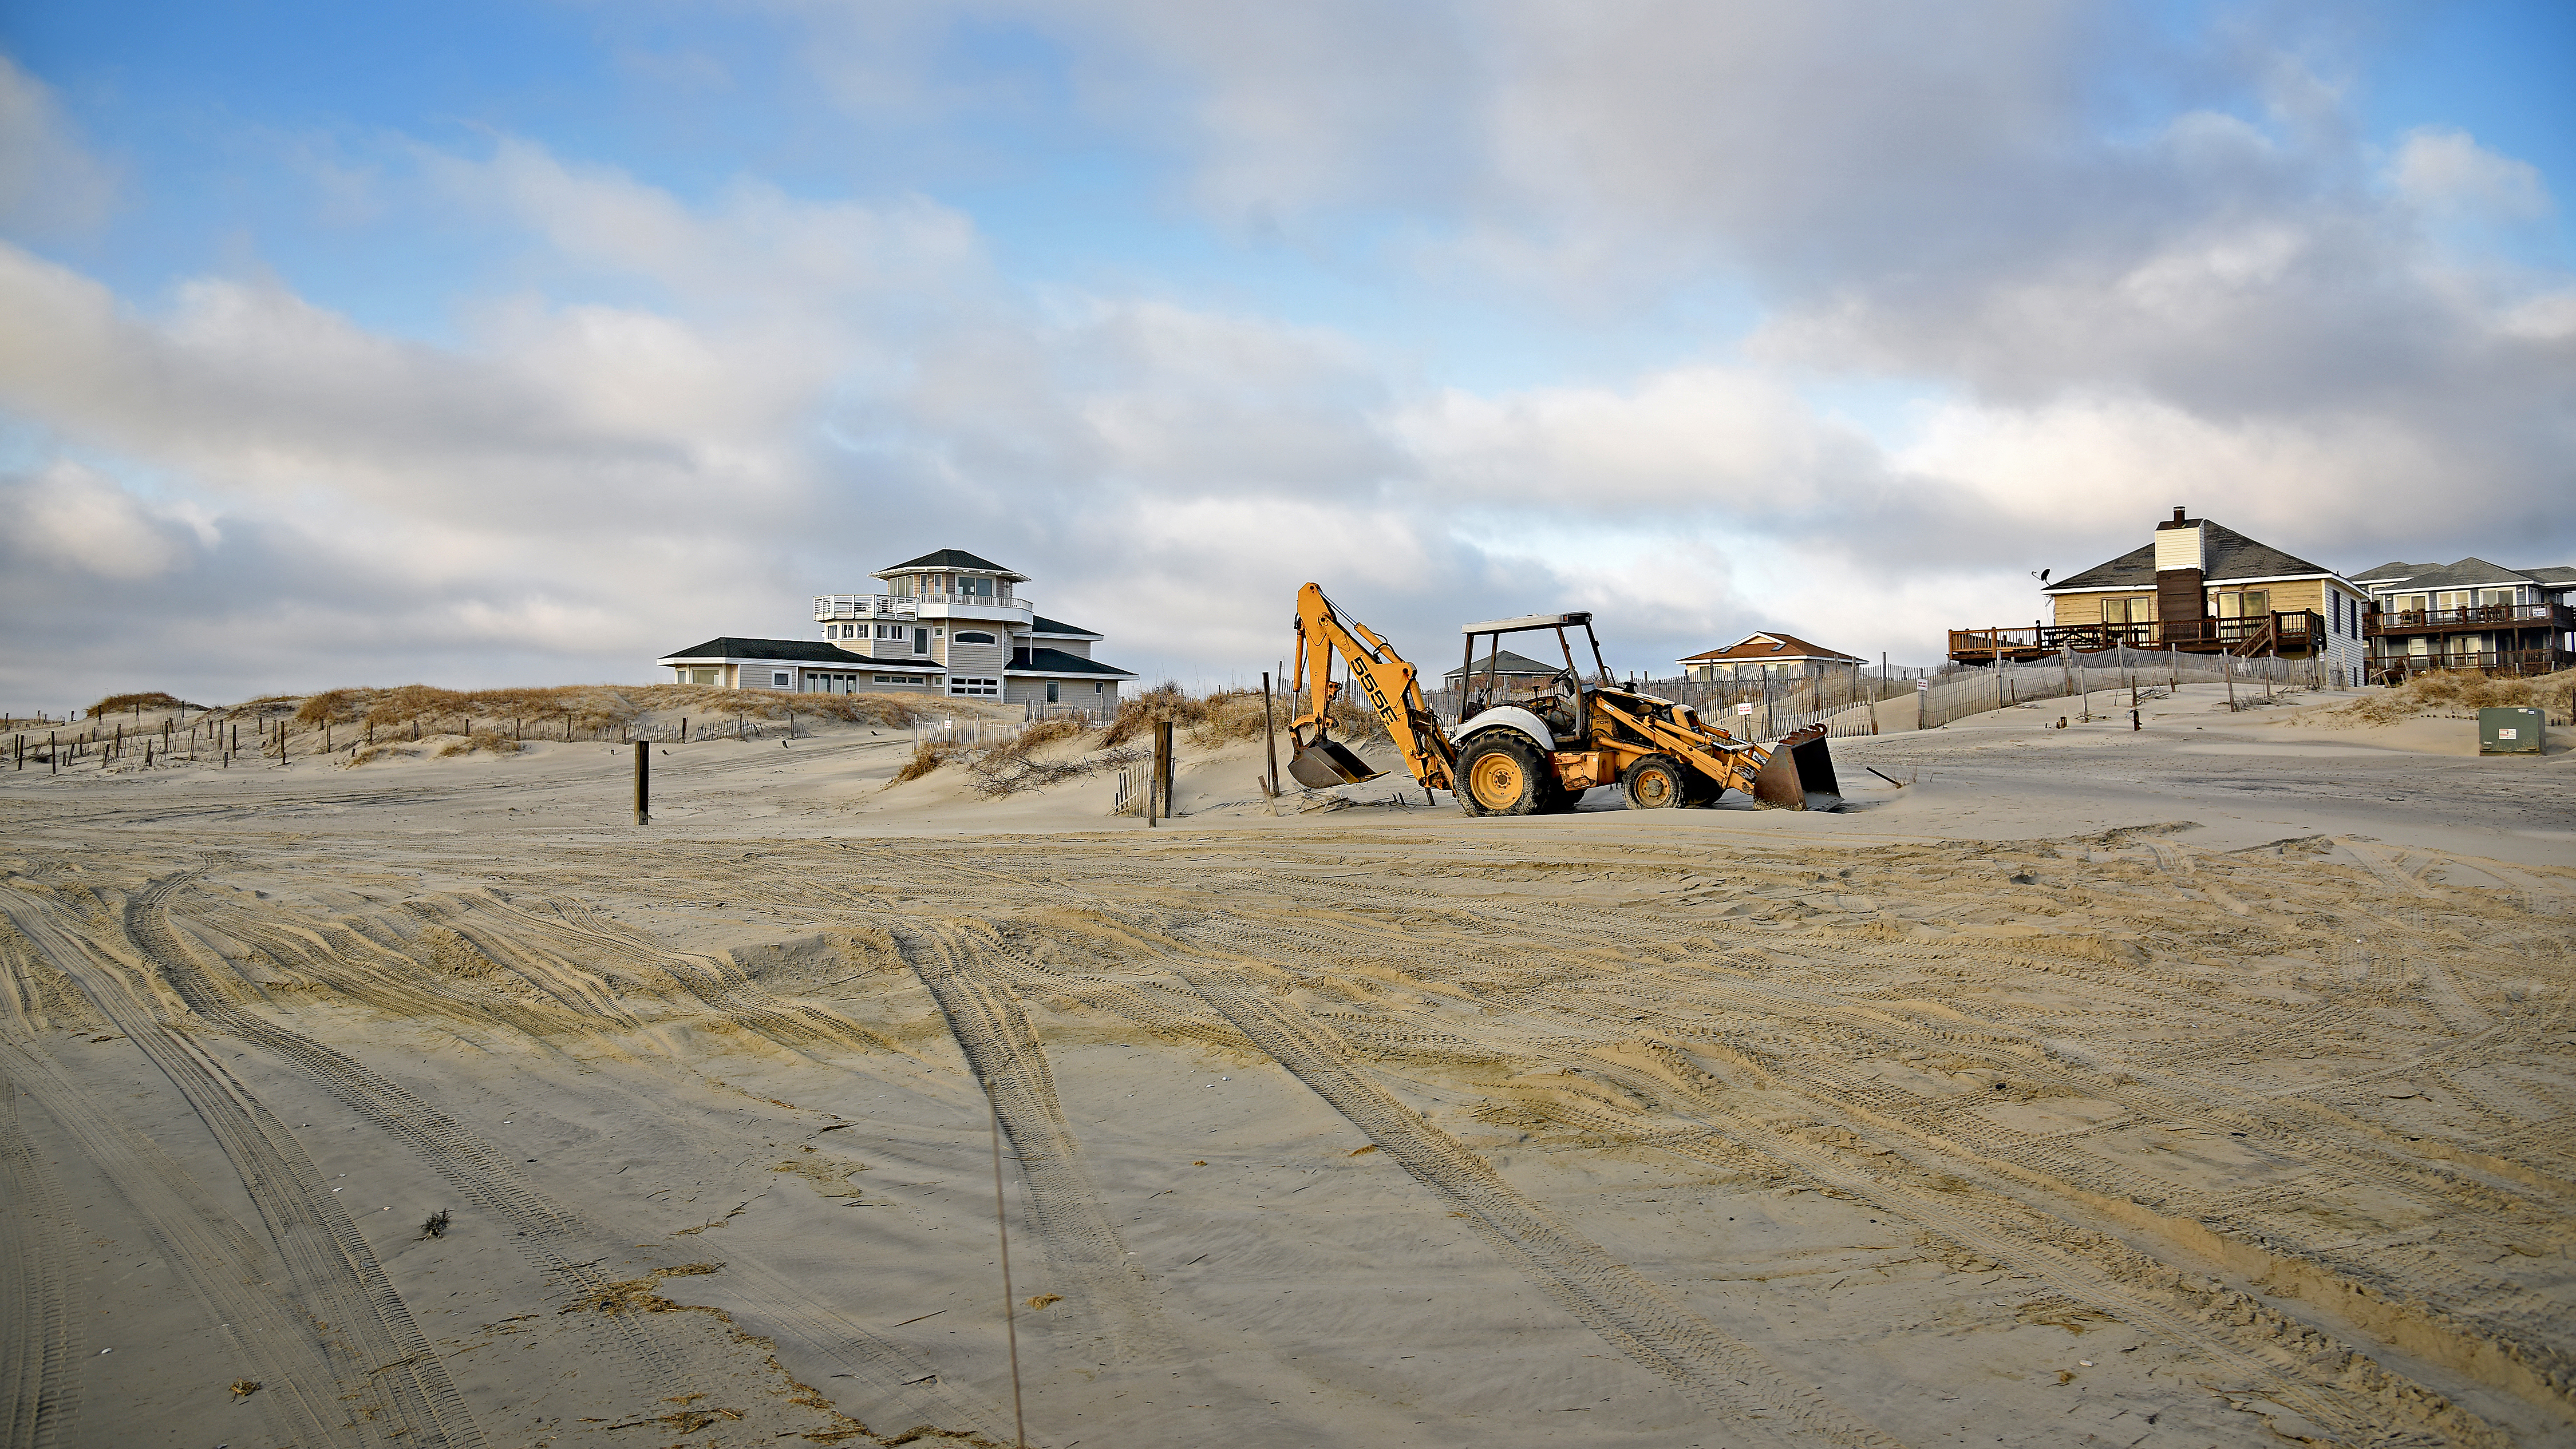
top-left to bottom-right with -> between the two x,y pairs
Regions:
2,2 -> 2570,707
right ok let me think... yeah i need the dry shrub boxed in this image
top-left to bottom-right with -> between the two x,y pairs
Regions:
2325,668 -> 2575,727
1102,681 -> 1204,747
882,716 -> 1144,798
971,745 -> 1143,798
889,741 -> 965,785
87,691 -> 195,717
1183,690 -> 1275,746
994,716 -> 1089,757
967,718 -> 1141,797
1102,681 -> 1370,750
436,729 -> 524,758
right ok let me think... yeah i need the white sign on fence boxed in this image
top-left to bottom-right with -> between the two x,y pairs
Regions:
1736,703 -> 1753,715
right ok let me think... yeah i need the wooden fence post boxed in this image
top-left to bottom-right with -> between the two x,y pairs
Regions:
1261,671 -> 1279,796
634,741 -> 650,826
1150,720 -> 1174,825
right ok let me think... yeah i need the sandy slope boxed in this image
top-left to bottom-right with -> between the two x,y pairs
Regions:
0,685 -> 2570,1449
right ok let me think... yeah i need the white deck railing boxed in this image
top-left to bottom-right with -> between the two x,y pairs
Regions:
813,592 -> 1030,620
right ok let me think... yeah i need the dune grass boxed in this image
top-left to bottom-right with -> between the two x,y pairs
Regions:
2325,668 -> 2575,726
281,683 -> 933,735
86,691 -> 200,717
1103,681 -> 1382,750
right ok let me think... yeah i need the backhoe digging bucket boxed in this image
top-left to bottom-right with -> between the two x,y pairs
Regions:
1289,736 -> 1381,789
1750,726 -> 1843,811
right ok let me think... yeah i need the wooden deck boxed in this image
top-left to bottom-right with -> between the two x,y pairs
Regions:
1949,611 -> 2325,664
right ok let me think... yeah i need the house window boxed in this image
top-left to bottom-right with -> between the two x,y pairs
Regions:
948,676 -> 1001,697
2102,596 -> 2152,625
875,674 -> 924,686
954,631 -> 997,644
1093,682 -> 1104,694
914,628 -> 930,654
771,671 -> 791,688
1046,680 -> 1060,703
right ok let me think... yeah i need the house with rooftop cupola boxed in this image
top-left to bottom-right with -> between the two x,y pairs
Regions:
655,548 -> 1136,710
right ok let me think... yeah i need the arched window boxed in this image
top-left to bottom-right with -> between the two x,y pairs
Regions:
954,630 -> 997,644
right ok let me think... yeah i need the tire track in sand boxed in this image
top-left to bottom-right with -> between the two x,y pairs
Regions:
1,885 -> 489,1449
902,921 -> 1178,1369
0,1066 -> 79,1449
1178,968 -> 1901,1448
0,1036 -> 354,1448
129,877 -> 1009,1442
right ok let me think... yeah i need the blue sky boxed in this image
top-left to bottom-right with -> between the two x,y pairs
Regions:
2,1 -> 2569,706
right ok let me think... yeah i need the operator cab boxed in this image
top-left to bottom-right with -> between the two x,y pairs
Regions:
1453,611 -> 1609,740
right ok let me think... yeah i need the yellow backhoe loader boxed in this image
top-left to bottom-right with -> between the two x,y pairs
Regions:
1286,582 -> 1842,815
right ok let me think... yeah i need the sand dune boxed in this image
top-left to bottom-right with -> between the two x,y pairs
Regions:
1,683 -> 2570,1448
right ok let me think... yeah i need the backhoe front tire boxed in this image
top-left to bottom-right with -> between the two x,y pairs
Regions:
1457,733 -> 1548,816
1621,754 -> 1690,810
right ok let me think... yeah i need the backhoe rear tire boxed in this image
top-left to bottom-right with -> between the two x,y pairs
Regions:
1621,753 -> 1690,810
1457,733 -> 1548,816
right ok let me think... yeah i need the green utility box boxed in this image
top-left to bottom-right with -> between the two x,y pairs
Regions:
2478,706 -> 2545,755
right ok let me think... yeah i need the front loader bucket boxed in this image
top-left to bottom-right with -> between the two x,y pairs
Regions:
1290,736 -> 1381,789
1751,726 -> 1843,811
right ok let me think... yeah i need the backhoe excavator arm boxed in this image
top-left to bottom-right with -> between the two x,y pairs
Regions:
1288,582 -> 1456,793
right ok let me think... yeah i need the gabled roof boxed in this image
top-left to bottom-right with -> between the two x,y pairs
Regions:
876,548 -> 1027,581
1442,649 -> 1563,681
1007,646 -> 1136,678
2360,557 -> 2576,593
659,637 -> 877,665
1679,632 -> 1861,665
2049,520 -> 2342,592
1030,615 -> 1101,638
2351,561 -> 2436,583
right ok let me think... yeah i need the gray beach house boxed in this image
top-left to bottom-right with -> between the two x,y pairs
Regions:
658,549 -> 1136,710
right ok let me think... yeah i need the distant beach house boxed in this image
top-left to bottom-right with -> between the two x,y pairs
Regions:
657,548 -> 1136,708
2349,557 -> 2575,680
1950,508 -> 2372,686
1678,633 -> 1864,681
1441,649 -> 1564,691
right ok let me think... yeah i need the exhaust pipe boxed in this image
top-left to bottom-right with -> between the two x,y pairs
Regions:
1750,725 -> 1843,811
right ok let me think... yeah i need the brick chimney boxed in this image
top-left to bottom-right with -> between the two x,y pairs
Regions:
2154,506 -> 2206,624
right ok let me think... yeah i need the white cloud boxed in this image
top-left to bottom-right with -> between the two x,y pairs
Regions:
0,55 -> 118,235
1,461 -> 193,580
2390,126 -> 2552,223
1389,367 -> 1881,517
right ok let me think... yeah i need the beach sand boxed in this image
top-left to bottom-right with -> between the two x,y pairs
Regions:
2,682 -> 2570,1448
